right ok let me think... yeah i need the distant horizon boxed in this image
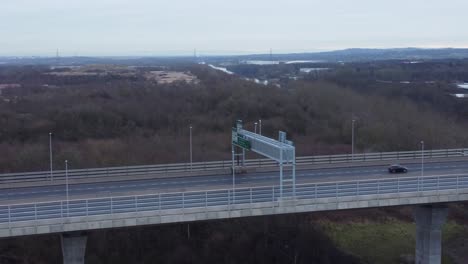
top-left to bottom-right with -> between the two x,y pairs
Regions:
2,46 -> 468,58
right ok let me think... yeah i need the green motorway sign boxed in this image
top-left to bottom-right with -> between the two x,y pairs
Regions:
235,137 -> 251,150
232,128 -> 251,150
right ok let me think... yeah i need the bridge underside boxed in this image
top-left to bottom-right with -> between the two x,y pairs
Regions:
58,204 -> 450,264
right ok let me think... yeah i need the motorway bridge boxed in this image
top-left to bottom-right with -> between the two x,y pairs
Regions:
0,148 -> 467,264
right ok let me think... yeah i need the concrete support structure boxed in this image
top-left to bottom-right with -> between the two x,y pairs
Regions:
61,233 -> 87,264
414,205 -> 448,264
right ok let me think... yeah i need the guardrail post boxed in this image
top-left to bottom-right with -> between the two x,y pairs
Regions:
158,193 -> 161,212
34,204 -> 37,221
60,201 -> 63,219
60,201 -> 63,218
8,206 -> 11,225
335,183 -> 338,199
357,181 -> 360,196
456,176 -> 459,192
397,178 -> 400,193
417,176 -> 420,192
110,197 -> 113,214
250,188 -> 253,204
377,180 -> 380,194
314,184 -> 317,199
272,186 -> 275,202
135,196 -> 138,212
182,193 -> 185,209
205,192 -> 208,208
86,200 -> 88,217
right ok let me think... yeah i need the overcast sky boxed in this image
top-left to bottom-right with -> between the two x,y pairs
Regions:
1,0 -> 467,56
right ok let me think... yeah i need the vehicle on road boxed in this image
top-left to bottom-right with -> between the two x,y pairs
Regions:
388,164 -> 408,173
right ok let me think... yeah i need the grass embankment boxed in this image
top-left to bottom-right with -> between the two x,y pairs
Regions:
319,219 -> 466,264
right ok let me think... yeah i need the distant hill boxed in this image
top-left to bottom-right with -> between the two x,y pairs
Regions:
231,48 -> 468,62
3,48 -> 468,65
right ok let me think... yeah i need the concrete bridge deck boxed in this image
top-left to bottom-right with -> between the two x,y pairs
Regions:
0,173 -> 466,238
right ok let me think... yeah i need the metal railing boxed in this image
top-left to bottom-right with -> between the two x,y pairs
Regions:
1,173 -> 467,225
0,148 -> 466,184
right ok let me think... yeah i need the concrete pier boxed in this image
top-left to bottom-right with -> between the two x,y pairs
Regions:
414,205 -> 448,264
61,233 -> 87,264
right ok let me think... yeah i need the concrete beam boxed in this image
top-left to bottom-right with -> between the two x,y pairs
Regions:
61,233 -> 87,264
1,189 -> 466,238
414,205 -> 448,264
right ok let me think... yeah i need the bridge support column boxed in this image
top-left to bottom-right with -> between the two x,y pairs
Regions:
61,233 -> 87,264
414,205 -> 448,264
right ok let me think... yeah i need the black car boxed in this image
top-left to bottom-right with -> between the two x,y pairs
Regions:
388,164 -> 408,173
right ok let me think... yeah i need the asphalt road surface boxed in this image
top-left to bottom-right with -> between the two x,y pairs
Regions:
1,160 -> 467,205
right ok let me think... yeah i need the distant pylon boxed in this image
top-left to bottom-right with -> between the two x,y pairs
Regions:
269,48 -> 273,61
55,48 -> 60,65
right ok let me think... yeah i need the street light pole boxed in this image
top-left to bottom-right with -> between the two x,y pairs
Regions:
190,125 -> 192,173
259,120 -> 262,135
49,132 -> 53,181
351,119 -> 356,161
65,160 -> 69,217
232,150 -> 235,203
254,122 -> 258,134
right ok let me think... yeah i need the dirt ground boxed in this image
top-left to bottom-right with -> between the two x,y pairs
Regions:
46,65 -> 198,84
144,70 -> 198,84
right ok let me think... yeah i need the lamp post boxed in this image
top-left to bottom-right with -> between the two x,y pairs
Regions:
254,122 -> 258,134
49,132 -> 53,181
190,125 -> 192,173
65,160 -> 69,216
259,120 -> 262,135
232,150 -> 235,203
351,119 -> 356,161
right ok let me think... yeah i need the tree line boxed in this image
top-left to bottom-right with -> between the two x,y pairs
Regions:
1,63 -> 468,172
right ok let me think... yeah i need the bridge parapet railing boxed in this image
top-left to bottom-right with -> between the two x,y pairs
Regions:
0,148 -> 467,184
0,173 -> 467,227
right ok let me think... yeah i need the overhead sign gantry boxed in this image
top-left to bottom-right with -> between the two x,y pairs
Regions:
232,120 -> 296,197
